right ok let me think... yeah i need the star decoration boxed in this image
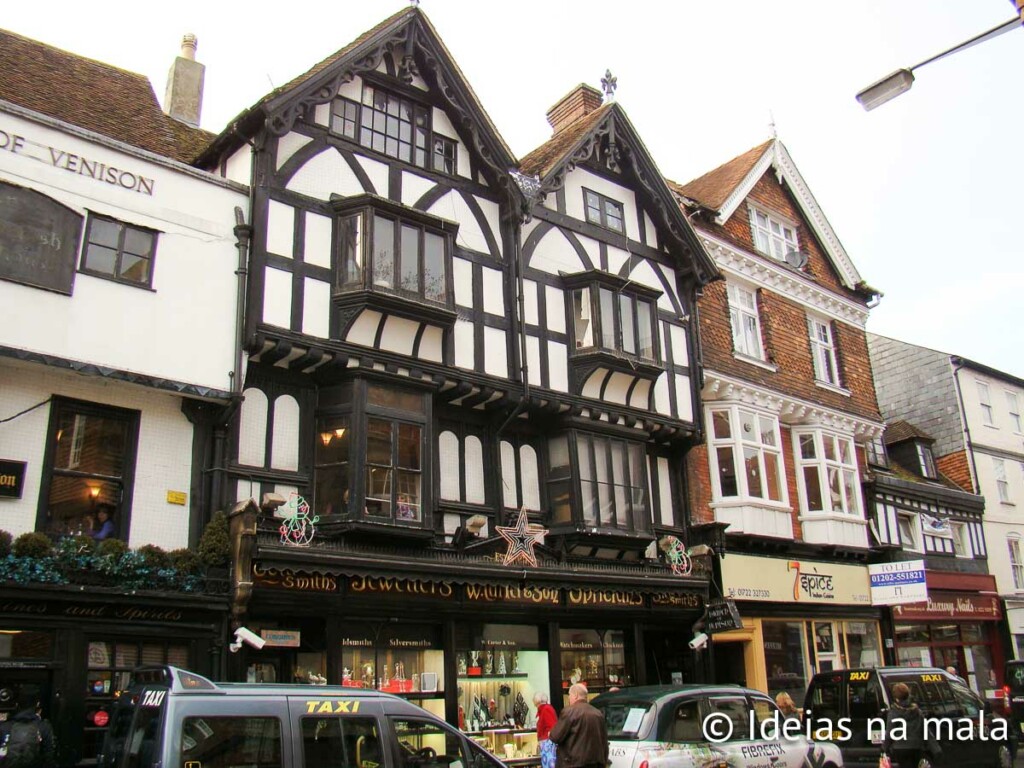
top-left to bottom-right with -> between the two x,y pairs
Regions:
496,507 -> 547,568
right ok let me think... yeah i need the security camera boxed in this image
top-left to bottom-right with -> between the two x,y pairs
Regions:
229,627 -> 266,653
689,632 -> 709,651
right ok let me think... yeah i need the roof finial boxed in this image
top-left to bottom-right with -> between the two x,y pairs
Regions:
409,0 -> 420,6
601,69 -> 617,102
769,110 -> 777,139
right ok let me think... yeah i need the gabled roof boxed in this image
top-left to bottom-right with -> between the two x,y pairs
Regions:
0,28 -> 214,164
197,8 -> 515,178
672,138 -> 864,291
518,103 -> 718,285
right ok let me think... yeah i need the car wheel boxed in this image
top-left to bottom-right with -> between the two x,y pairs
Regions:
996,744 -> 1012,768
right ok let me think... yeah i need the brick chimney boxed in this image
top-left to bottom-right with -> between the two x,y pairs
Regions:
546,84 -> 604,135
164,34 -> 205,127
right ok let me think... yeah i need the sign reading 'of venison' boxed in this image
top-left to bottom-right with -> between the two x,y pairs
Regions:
0,181 -> 82,294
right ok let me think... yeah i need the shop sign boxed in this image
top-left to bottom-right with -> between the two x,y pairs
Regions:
0,181 -> 81,294
869,560 -> 927,606
0,460 -> 26,499
566,588 -> 645,608
704,599 -> 743,634
651,592 -> 703,609
253,564 -> 338,592
891,591 -> 1002,621
560,639 -> 600,651
260,629 -> 300,647
464,584 -> 560,606
721,554 -> 871,605
348,576 -> 454,599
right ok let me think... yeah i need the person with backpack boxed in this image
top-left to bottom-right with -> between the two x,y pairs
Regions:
0,693 -> 56,768
881,683 -> 939,768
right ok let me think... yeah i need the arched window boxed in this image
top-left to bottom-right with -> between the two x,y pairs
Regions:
465,436 -> 485,504
238,388 -> 268,466
271,395 -> 300,471
439,431 -> 460,501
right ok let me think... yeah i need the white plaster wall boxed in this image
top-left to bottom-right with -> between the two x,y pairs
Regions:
529,229 -> 585,275
522,280 -> 539,326
628,259 -> 674,306
225,145 -> 252,186
607,245 -> 629,275
579,236 -> 601,270
276,133 -> 313,170
379,316 -> 419,356
419,326 -> 443,363
581,370 -> 603,400
312,103 -> 330,128
286,148 -> 366,200
431,108 -> 471,182
644,212 -> 657,248
656,457 -> 673,526
483,326 -> 508,378
544,286 -> 566,333
674,374 -> 693,422
965,374 -> 1024,455
563,168 -> 638,240
0,364 -> 193,548
401,171 -> 437,208
654,263 -> 679,313
481,266 -> 504,316
629,379 -> 652,410
262,267 -> 292,328
266,200 -> 295,258
304,212 -> 333,268
0,111 -> 245,393
238,388 -> 268,467
526,335 -> 541,387
653,373 -> 671,416
338,78 -> 361,102
302,278 -> 330,338
355,155 -> 389,197
669,324 -> 689,367
548,341 -> 568,392
475,196 -> 502,258
453,257 -> 473,307
454,320 -> 475,370
439,431 -> 460,500
500,441 -> 517,509
347,309 -> 382,347
426,191 -> 490,256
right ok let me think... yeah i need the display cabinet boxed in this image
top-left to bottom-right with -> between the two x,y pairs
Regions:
466,728 -> 539,765
558,629 -> 632,699
340,633 -> 445,718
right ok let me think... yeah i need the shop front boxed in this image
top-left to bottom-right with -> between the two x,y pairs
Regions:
0,585 -> 227,767
229,543 -> 707,766
890,571 -> 1004,701
713,553 -> 882,705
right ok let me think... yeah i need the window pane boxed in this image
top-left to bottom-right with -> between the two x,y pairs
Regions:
339,215 -> 362,288
423,232 -> 446,302
842,469 -> 857,514
594,439 -> 613,525
823,435 -> 837,462
314,416 -> 350,517
89,219 -> 120,248
585,191 -> 601,223
799,434 -> 817,459
119,253 -> 150,284
712,410 -> 732,439
400,224 -> 419,292
619,294 -> 635,354
717,447 -> 738,497
373,216 -> 394,288
599,288 -> 616,349
397,424 -> 421,470
122,228 -> 153,257
764,453 -> 783,502
611,441 -> 627,526
573,288 -> 593,348
84,244 -> 117,275
183,717 -> 281,768
366,419 -> 392,464
759,416 -> 777,447
744,446 -> 763,498
803,466 -> 823,511
396,471 -> 421,522
827,467 -> 842,511
366,384 -> 425,413
628,444 -> 648,528
637,301 -> 654,359
738,410 -> 756,441
604,200 -> 624,232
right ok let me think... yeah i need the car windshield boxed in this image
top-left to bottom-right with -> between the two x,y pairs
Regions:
593,699 -> 654,740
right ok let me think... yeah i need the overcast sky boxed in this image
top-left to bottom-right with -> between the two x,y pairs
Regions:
6,1 -> 1022,377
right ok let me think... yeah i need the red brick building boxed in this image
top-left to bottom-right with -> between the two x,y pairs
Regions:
671,139 -> 885,701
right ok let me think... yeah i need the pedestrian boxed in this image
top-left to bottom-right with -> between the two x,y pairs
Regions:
882,682 -> 939,768
533,692 -> 558,768
775,691 -> 801,722
549,683 -> 608,768
945,666 -> 966,684
0,692 -> 56,768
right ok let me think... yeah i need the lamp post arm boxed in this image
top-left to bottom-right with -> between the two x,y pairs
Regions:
909,16 -> 1021,72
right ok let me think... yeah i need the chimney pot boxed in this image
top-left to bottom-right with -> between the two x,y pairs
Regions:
546,83 -> 604,135
181,34 -> 198,61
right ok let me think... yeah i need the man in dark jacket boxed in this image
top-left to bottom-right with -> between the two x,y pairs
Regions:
549,684 -> 608,768
0,693 -> 56,768
882,682 -> 937,768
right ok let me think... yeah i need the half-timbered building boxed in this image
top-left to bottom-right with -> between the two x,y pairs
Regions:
194,7 -> 717,733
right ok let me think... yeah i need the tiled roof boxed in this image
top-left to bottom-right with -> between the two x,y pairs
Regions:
0,28 -> 212,164
518,104 -> 611,178
670,139 -> 772,211
883,420 -> 934,445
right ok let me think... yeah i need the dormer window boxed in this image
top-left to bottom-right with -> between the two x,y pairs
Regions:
866,436 -> 888,468
916,443 -> 937,479
567,272 -> 660,363
583,189 -> 625,234
331,83 -> 458,175
332,195 -> 455,313
750,207 -> 797,261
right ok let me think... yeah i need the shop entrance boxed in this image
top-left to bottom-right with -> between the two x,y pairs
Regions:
0,667 -> 53,721
713,642 -> 747,687
642,629 -> 695,684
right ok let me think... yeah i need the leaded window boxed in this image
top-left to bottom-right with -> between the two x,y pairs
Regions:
583,189 -> 625,233
80,214 -> 157,288
570,285 -> 658,362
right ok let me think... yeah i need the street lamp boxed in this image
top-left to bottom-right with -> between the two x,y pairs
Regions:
856,14 -> 1022,110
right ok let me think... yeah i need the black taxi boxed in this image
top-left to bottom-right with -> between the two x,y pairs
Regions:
804,666 -> 1012,768
99,666 -> 505,768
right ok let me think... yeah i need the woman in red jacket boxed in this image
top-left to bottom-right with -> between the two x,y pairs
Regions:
534,691 -> 558,768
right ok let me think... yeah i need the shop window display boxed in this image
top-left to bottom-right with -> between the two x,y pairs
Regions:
763,621 -> 809,707
558,629 -> 631,704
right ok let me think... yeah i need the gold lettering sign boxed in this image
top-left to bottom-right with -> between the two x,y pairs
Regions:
464,584 -> 560,605
651,592 -> 703,608
567,588 -> 645,608
253,563 -> 338,592
348,576 -> 453,598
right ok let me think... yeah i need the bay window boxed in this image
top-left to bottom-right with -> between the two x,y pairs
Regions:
708,406 -> 785,503
567,272 -> 660,363
793,429 -> 863,516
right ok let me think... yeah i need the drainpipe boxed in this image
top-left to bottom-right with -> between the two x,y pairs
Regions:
951,357 -> 981,493
232,206 -> 252,396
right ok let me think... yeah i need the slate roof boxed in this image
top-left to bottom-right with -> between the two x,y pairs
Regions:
518,105 -> 612,178
883,420 -> 935,445
669,139 -> 772,212
0,28 -> 214,164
